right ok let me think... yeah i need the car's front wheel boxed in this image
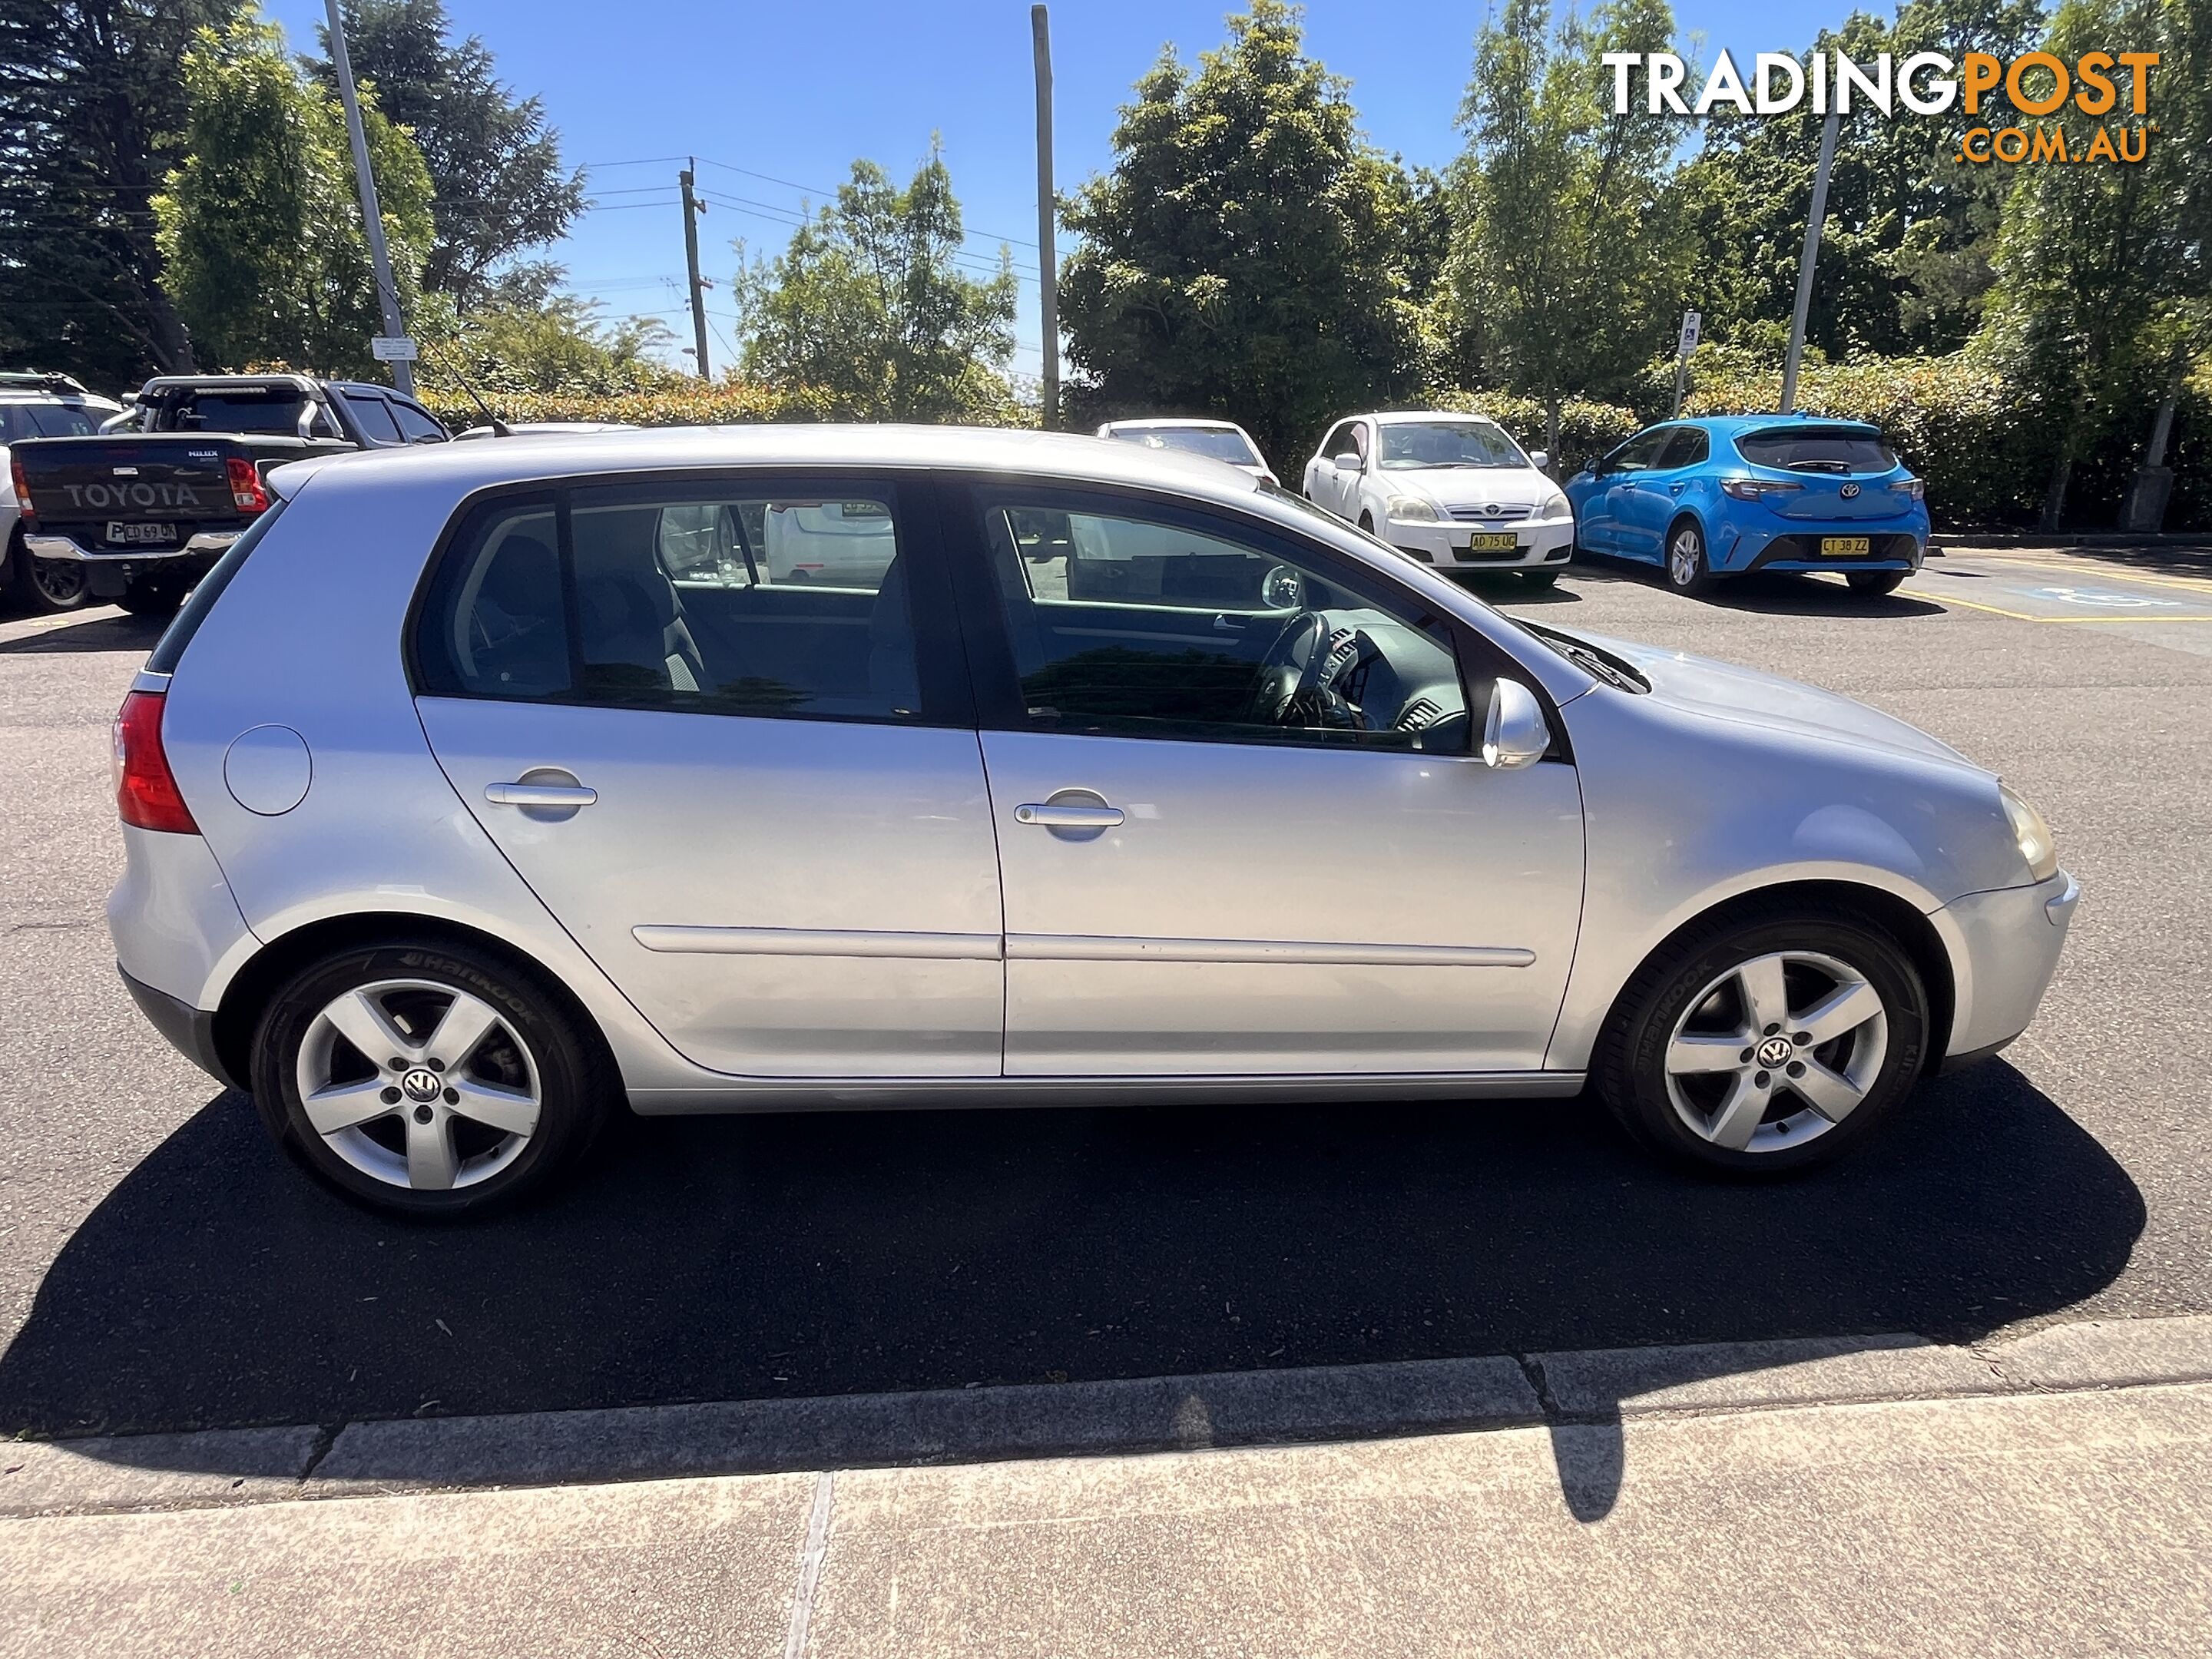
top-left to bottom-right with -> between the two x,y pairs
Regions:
1595,909 -> 1929,1176
250,940 -> 613,1215
1664,519 -> 1714,597
1848,570 -> 1908,596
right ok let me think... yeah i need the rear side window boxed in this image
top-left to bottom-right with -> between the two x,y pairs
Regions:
145,499 -> 289,675
413,482 -> 926,722
339,392 -> 403,444
1736,427 -> 1897,474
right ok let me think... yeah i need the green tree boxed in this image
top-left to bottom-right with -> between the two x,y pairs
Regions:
1057,0 -> 1429,464
416,264 -> 678,396
0,0 -> 239,386
154,9 -> 434,377
1450,0 -> 1689,462
736,147 -> 1019,422
1681,0 -> 2047,360
1977,0 -> 2209,526
308,0 -> 581,303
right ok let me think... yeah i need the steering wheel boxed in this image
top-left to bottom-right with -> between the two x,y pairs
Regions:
1243,610 -> 1331,725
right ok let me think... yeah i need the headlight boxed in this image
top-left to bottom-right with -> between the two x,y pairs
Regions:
1999,783 -> 2058,882
1538,489 -> 1571,519
1386,495 -> 1439,523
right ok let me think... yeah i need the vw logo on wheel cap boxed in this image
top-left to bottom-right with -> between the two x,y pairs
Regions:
1839,482 -> 1861,498
1755,1035 -> 1795,1067
399,1066 -> 443,1104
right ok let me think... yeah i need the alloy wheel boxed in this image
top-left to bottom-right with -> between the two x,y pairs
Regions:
293,979 -> 542,1191
27,554 -> 88,609
1661,949 -> 1887,1154
1667,529 -> 1702,589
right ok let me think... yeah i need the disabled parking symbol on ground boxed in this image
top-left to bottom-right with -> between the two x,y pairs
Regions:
2023,584 -> 2186,609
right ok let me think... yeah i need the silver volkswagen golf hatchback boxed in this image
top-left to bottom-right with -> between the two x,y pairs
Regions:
108,427 -> 2078,1214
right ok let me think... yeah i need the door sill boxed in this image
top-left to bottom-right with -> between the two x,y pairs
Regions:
627,1071 -> 1587,1115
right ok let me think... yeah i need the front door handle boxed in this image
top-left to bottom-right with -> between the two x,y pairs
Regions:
1014,802 -> 1124,829
485,780 -> 598,808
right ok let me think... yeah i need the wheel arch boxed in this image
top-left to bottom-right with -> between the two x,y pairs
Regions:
1591,879 -> 1955,1075
211,911 -> 623,1097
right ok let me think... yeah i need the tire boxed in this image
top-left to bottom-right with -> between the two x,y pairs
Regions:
1357,512 -> 1376,535
9,532 -> 89,614
1847,570 -> 1907,596
1663,518 -> 1714,597
1594,908 -> 1929,1177
1521,570 -> 1559,591
116,577 -> 186,615
250,939 -> 614,1216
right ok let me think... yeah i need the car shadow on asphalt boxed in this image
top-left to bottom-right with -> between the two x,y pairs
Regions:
0,610 -> 163,654
0,1060 -> 2141,1518
1564,556 -> 1947,619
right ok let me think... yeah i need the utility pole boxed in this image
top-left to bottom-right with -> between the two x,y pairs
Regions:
1031,5 -> 1059,429
1780,108 -> 1840,416
324,0 -> 414,396
680,163 -> 711,379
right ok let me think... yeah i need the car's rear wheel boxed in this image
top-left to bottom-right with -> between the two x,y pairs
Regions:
10,533 -> 88,614
1595,909 -> 1929,1176
1664,519 -> 1713,597
1847,570 -> 1907,596
250,940 -> 613,1215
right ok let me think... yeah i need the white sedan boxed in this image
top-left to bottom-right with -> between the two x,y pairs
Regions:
1098,418 -> 1277,485
1304,411 -> 1575,588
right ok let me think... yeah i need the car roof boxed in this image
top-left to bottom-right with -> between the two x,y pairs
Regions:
1356,411 -> 1508,426
1101,417 -> 1244,432
269,422 -> 1271,507
1678,414 -> 1883,435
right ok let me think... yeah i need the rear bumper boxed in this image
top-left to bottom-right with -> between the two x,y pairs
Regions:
25,530 -> 239,561
118,965 -> 240,1088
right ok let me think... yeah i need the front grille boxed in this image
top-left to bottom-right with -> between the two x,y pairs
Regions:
1445,504 -> 1531,522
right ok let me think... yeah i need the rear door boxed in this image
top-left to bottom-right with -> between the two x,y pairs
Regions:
412,471 -> 1005,1078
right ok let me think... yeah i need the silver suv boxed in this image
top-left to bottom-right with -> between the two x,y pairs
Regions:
109,427 -> 2077,1214
1,372 -> 124,612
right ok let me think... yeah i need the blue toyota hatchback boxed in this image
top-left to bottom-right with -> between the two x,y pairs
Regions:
1565,416 -> 1930,598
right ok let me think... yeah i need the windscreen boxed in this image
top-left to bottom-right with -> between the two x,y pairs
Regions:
1736,427 -> 1898,474
1121,426 -> 1260,465
1376,421 -> 1526,470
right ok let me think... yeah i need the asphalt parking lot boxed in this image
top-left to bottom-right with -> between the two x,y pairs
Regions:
1,542 -> 2207,1445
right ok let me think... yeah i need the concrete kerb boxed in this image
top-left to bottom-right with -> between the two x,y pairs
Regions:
5,1313 -> 2208,1520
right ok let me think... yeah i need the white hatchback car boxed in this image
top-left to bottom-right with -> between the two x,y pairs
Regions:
108,426 -> 2075,1216
1305,412 -> 1575,588
1098,418 -> 1276,485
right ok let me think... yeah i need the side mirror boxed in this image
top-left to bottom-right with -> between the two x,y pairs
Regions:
1529,449 -> 1550,472
1331,452 -> 1362,472
1481,679 -> 1551,770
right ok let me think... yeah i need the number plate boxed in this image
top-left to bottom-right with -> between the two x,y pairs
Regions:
105,522 -> 177,546
1464,533 -> 1520,552
1820,535 -> 1873,557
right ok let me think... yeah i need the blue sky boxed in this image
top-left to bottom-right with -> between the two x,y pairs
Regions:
261,0 -> 1878,376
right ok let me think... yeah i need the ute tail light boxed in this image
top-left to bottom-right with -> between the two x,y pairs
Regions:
113,689 -> 199,834
9,455 -> 31,518
227,455 -> 269,513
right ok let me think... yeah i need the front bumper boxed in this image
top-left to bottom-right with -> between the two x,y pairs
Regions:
1389,515 -> 1575,571
1935,867 -> 2079,1065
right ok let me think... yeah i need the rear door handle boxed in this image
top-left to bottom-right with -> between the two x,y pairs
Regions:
1014,802 -> 1124,828
485,781 -> 598,808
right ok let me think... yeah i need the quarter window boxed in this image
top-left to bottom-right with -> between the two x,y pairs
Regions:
977,495 -> 1470,751
414,482 -> 923,722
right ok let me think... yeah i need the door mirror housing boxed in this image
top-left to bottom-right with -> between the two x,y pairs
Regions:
1331,452 -> 1362,473
1481,679 -> 1551,770
1528,449 -> 1550,472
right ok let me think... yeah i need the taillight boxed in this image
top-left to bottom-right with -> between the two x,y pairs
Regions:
227,455 -> 269,513
1720,478 -> 1805,502
113,690 -> 198,834
9,455 -> 31,517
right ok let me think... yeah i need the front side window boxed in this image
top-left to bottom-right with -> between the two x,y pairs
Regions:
979,494 -> 1470,751
1321,422 -> 1363,463
390,400 -> 447,442
1376,420 -> 1526,471
1606,429 -> 1671,472
1737,426 -> 1898,474
1657,427 -> 1710,469
415,482 -> 922,722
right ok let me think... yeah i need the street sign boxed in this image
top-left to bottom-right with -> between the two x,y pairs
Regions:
1677,311 -> 1701,355
370,336 -> 419,363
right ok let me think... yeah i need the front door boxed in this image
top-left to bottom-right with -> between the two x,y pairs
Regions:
1614,426 -> 1708,560
411,473 -> 1003,1078
949,484 -> 1586,1077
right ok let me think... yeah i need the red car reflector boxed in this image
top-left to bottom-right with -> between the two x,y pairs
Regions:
227,455 -> 270,513
114,690 -> 199,834
9,455 -> 31,517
